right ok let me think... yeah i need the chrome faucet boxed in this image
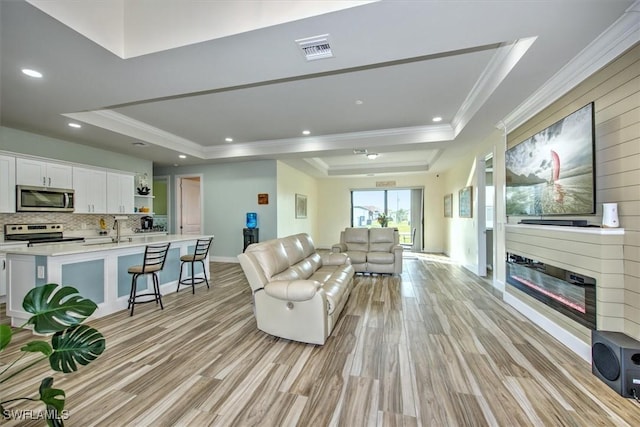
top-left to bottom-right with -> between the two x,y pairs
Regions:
112,216 -> 127,243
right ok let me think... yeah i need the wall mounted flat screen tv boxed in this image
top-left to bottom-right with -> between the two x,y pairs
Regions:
506,102 -> 595,216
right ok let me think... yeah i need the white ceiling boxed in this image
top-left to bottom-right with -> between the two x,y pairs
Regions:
1,1 -> 637,177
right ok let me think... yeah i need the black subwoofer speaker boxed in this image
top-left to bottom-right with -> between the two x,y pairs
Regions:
591,330 -> 640,397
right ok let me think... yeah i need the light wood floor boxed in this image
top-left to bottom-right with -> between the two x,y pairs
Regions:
2,254 -> 640,426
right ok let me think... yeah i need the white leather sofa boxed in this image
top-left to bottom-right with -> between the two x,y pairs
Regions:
332,227 -> 403,274
238,233 -> 355,345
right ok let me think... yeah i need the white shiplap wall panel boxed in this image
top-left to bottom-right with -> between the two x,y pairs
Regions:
507,43 -> 640,340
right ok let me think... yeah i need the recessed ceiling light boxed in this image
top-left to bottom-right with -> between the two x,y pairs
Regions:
225,137 -> 233,143
179,154 -> 187,159
22,68 -> 43,78
366,153 -> 379,160
355,100 -> 364,105
432,116 -> 443,122
68,122 -> 82,129
302,130 -> 311,135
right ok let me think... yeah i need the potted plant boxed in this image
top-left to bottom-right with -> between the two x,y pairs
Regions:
377,212 -> 389,227
0,284 -> 106,426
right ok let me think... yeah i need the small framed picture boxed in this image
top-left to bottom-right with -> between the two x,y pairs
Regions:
258,193 -> 269,205
295,193 -> 307,218
444,193 -> 453,218
459,186 -> 473,218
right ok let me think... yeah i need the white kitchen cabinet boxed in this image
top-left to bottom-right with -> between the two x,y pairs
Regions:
17,157 -> 72,188
0,154 -> 16,213
106,172 -> 134,214
73,166 -> 107,213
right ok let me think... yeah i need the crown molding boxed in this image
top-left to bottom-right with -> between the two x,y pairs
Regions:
452,37 -> 536,137
202,124 -> 454,159
63,109 -> 207,158
500,1 -> 640,132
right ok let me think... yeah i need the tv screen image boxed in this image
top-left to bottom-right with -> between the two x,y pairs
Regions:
506,103 -> 595,216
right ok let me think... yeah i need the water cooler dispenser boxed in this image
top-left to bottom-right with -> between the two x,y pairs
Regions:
243,212 -> 259,252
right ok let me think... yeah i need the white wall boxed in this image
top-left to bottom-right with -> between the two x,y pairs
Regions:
315,173 -> 443,251
276,162 -> 318,239
442,132 -> 502,278
154,160 -> 278,259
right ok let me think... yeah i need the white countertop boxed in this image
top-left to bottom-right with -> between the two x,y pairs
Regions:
2,234 -> 212,257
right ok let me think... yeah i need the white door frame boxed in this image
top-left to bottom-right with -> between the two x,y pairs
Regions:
475,156 -> 487,277
175,174 -> 204,235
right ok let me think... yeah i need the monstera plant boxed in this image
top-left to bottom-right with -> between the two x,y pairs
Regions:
0,284 -> 106,426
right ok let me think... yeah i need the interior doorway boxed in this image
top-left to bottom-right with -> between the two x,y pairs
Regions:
152,175 -> 170,232
175,175 -> 203,235
476,153 -> 494,278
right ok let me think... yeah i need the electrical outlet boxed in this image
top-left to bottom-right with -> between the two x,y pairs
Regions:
37,265 -> 45,279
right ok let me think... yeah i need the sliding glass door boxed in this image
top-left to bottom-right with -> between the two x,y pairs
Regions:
351,188 -> 423,250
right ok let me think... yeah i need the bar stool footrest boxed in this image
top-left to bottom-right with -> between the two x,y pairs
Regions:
178,277 -> 207,286
129,292 -> 163,305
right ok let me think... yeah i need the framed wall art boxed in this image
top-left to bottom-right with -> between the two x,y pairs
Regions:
295,193 -> 307,218
444,193 -> 453,218
459,186 -> 473,218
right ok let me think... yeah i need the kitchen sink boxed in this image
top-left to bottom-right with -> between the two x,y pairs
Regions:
83,238 -> 132,246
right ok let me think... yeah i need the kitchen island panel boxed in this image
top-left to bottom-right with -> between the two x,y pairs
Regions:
7,255 -> 36,326
5,235 -> 212,326
158,248 -> 181,284
61,260 -> 105,304
117,253 -> 145,298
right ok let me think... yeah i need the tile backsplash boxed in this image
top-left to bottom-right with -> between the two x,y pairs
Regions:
0,213 -> 146,237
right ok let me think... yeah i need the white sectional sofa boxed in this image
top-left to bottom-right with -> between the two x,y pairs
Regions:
238,233 -> 355,345
331,227 -> 403,274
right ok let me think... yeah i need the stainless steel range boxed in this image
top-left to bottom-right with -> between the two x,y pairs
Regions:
4,223 -> 85,246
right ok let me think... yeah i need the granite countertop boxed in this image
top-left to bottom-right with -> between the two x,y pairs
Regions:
1,234 -> 212,257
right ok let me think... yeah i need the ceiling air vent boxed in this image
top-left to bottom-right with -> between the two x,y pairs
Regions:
296,34 -> 333,61
353,148 -> 367,155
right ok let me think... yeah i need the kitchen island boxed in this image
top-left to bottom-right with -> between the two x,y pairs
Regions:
3,234 -> 213,326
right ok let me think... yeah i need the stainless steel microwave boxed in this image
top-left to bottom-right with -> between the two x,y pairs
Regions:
16,185 -> 75,212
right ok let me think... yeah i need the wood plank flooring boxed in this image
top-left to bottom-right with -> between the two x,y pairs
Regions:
2,253 -> 640,426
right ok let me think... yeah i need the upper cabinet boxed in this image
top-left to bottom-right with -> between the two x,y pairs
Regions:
0,154 -> 16,213
16,158 -> 72,188
106,172 -> 134,214
73,167 -> 107,213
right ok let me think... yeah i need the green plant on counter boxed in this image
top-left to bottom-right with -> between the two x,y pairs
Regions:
0,284 -> 106,426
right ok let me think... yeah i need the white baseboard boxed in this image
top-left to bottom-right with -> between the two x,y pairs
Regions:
503,292 -> 591,363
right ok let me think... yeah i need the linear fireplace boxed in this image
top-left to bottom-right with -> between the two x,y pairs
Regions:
506,252 -> 596,329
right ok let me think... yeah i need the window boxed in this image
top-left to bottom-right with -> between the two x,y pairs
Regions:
351,188 -> 421,246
